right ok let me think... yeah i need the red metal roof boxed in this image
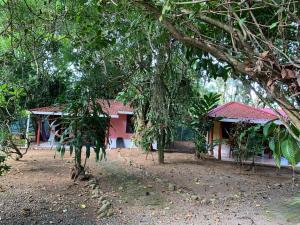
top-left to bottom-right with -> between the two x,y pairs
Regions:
96,99 -> 133,116
208,102 -> 278,121
260,108 -> 286,118
30,99 -> 133,116
30,105 -> 65,113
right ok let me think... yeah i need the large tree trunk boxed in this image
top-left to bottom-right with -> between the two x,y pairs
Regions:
158,147 -> 164,164
157,131 -> 166,164
151,46 -> 169,164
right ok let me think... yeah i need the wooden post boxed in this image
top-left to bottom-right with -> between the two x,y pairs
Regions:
268,151 -> 272,159
209,126 -> 214,156
25,114 -> 30,148
218,122 -> 222,161
37,118 -> 41,146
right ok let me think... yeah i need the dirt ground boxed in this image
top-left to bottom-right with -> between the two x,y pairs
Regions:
0,148 -> 299,225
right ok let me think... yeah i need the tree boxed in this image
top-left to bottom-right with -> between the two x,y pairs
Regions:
0,83 -> 29,174
59,94 -> 109,180
0,0 -> 124,175
117,30 -> 194,164
133,1 -> 300,140
0,0 -> 72,108
2,0 -> 299,167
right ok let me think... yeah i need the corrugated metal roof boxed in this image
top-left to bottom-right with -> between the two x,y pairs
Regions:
208,102 -> 278,121
29,99 -> 133,116
260,108 -> 286,118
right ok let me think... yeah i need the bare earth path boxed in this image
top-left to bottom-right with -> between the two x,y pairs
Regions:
0,151 -> 98,225
0,148 -> 299,225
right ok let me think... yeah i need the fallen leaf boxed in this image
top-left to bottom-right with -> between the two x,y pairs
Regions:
267,79 -> 274,87
281,68 -> 296,79
260,51 -> 269,58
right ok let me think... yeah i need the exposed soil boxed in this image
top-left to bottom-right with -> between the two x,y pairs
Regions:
0,152 -> 97,225
0,148 -> 299,225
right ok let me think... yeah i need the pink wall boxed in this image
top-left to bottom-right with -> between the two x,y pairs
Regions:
109,114 -> 133,139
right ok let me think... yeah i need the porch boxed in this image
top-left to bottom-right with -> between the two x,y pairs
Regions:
211,143 -> 300,168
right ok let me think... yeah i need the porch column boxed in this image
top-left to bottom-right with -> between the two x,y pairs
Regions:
209,126 -> 214,156
25,114 -> 30,148
268,151 -> 272,159
37,118 -> 41,146
218,122 -> 222,161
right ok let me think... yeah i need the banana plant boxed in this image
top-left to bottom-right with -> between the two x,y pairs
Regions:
188,92 -> 221,154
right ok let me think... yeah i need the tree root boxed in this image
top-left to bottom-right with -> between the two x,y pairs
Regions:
70,164 -> 92,181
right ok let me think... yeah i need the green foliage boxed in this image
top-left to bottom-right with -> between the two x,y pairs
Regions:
188,92 -> 221,154
1,0 -> 299,173
263,122 -> 300,168
133,0 -> 300,141
263,121 -> 277,137
0,144 -> 10,176
0,1 -> 72,108
189,92 -> 221,118
0,0 -> 131,171
281,136 -> 299,166
0,84 -> 27,175
116,22 -> 195,163
235,124 -> 266,166
52,76 -> 110,178
60,98 -> 109,165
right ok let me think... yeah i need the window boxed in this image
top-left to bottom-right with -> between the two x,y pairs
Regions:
126,115 -> 134,133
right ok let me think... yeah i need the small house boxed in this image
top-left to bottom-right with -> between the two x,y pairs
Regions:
207,101 -> 282,160
28,99 -> 135,149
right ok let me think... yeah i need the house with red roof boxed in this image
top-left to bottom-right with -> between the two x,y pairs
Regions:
208,101 -> 279,122
207,102 -> 281,160
28,99 -> 136,149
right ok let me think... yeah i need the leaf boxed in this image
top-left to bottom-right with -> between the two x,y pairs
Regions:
94,141 -> 100,161
269,138 -> 276,151
281,136 -> 299,167
295,149 -> 300,164
80,204 -> 86,209
276,7 -> 285,15
267,79 -> 274,87
269,22 -> 278,29
260,51 -> 269,59
86,144 -> 91,159
56,143 -> 61,152
61,146 -> 65,159
99,151 -> 103,161
69,145 -> 73,156
238,18 -> 246,26
239,130 -> 247,142
281,68 -> 296,79
102,148 -> 106,160
263,122 -> 276,137
269,138 -> 281,168
286,69 -> 296,79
